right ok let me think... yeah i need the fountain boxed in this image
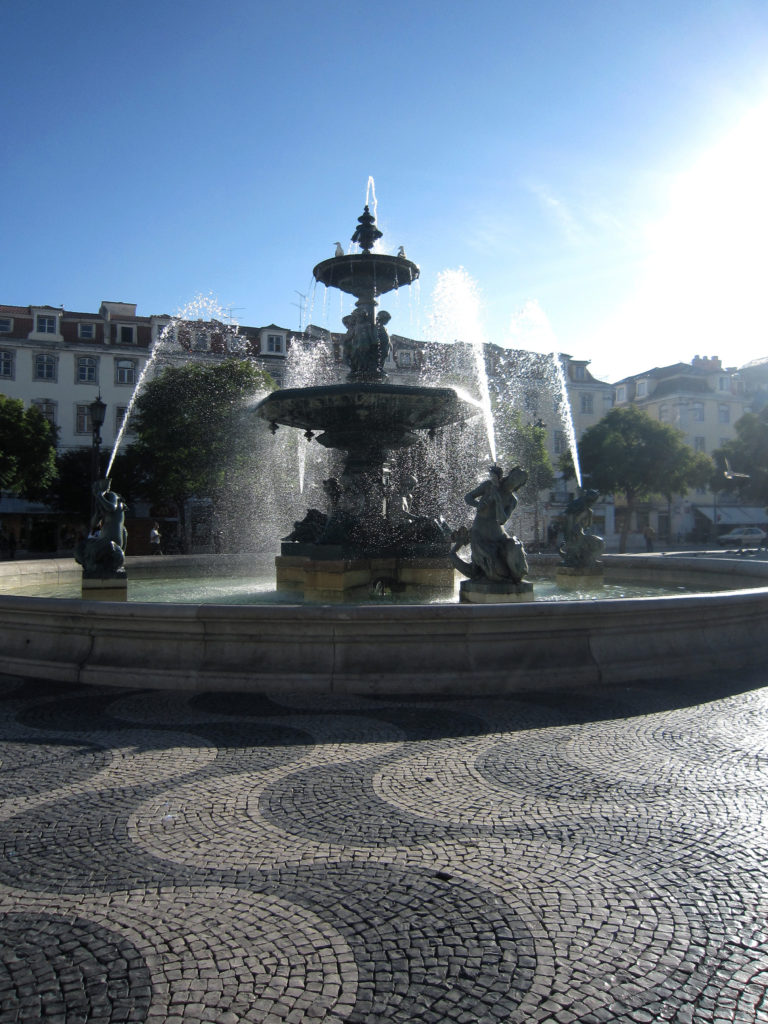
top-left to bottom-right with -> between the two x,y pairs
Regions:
255,206 -> 477,601
0,202 -> 766,694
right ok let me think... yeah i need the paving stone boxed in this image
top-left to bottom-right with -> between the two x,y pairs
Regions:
1,678 -> 767,1022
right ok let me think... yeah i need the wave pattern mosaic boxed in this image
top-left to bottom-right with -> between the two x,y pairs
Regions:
1,676 -> 767,1023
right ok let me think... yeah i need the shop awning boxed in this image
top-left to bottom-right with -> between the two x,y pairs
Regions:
693,505 -> 768,526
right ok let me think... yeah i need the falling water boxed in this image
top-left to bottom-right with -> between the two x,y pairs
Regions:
427,268 -> 497,463
105,295 -> 246,477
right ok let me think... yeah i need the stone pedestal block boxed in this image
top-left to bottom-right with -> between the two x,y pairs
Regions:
459,579 -> 534,603
275,554 -> 455,602
81,575 -> 128,602
555,566 -> 604,589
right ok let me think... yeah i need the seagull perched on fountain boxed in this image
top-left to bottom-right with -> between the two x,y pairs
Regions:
396,246 -> 406,258
334,242 -> 344,257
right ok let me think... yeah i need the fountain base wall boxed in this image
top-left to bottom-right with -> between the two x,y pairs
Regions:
276,553 -> 455,602
0,554 -> 765,694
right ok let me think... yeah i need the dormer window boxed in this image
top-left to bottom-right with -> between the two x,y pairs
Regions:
636,380 -> 648,397
36,314 -> 57,334
78,323 -> 96,340
616,385 -> 626,402
266,333 -> 284,354
118,324 -> 135,344
572,364 -> 586,381
0,317 -> 13,333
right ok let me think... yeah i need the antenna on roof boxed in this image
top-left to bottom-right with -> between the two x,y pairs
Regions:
292,290 -> 308,330
224,306 -> 244,323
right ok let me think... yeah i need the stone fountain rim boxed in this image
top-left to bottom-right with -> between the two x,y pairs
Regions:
0,553 -> 764,694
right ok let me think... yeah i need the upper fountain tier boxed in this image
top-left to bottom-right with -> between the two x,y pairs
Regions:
313,206 -> 420,300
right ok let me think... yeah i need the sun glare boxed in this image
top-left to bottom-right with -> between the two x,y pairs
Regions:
592,98 -> 768,374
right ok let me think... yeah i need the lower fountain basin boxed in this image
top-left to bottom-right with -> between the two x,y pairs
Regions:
0,554 -> 765,694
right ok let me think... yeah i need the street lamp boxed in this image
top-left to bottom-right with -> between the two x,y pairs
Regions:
89,394 -> 107,499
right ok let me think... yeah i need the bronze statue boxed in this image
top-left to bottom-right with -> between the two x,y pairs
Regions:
451,465 -> 529,584
559,488 -> 605,569
75,479 -> 128,577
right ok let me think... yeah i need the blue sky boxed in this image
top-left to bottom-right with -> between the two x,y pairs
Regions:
4,0 -> 768,381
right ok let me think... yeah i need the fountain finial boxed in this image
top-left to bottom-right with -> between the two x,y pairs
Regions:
351,205 -> 383,253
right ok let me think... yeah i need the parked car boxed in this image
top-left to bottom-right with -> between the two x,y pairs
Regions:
716,526 -> 767,547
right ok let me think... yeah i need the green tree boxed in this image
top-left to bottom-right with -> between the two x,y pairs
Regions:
129,360 -> 275,540
0,394 -> 57,499
45,446 -> 146,519
712,406 -> 768,505
497,410 -> 554,542
578,405 -> 713,552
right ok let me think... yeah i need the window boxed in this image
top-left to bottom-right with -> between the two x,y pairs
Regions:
718,404 -> 730,424
77,356 -> 98,384
616,385 -> 626,402
0,350 -> 13,378
398,351 -> 412,367
32,399 -> 56,427
75,404 -> 93,434
36,315 -> 56,334
119,324 -> 135,344
0,317 -> 12,333
553,429 -> 566,455
266,333 -> 284,354
78,323 -> 95,339
718,376 -> 729,391
34,353 -> 57,381
115,358 -> 137,385
658,403 -> 669,423
694,436 -> 706,452
636,380 -> 648,397
571,364 -> 586,381
580,393 -> 594,414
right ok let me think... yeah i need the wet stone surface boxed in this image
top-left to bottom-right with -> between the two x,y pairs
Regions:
1,674 -> 767,1022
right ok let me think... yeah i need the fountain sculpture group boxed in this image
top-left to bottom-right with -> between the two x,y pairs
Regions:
256,205 -> 603,601
72,203 -> 604,605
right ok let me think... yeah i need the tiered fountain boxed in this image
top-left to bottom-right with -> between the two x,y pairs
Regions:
256,206 -> 476,601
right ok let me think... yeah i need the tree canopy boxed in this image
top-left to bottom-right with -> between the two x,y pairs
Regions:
129,359 -> 275,531
578,405 -> 713,550
0,394 -> 57,499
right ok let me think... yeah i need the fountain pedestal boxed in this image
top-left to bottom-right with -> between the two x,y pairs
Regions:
459,579 -> 534,603
277,552 -> 455,603
555,566 -> 605,589
81,575 -> 128,602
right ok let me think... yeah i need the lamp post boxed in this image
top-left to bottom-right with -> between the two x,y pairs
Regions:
89,394 -> 107,511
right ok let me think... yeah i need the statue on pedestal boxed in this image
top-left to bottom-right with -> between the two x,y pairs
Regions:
75,479 -> 128,578
559,488 -> 605,570
451,465 -> 529,584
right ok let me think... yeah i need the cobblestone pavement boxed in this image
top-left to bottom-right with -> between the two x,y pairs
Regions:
1,674 -> 767,1023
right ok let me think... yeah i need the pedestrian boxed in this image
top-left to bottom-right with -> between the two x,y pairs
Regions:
149,521 -> 162,555
643,525 -> 655,552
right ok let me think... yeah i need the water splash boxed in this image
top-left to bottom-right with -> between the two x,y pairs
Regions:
551,353 -> 582,488
427,268 -> 496,463
105,295 -> 246,477
365,176 -> 378,222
